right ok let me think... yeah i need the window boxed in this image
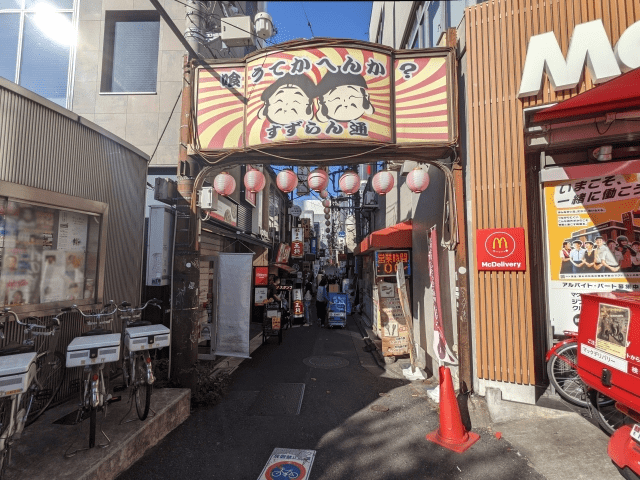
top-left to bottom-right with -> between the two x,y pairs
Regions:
101,11 -> 160,93
0,0 -> 75,107
0,198 -> 101,308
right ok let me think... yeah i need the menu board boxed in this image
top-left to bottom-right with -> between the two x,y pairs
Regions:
378,282 -> 410,356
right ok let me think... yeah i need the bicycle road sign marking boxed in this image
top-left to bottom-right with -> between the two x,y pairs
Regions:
258,448 -> 316,480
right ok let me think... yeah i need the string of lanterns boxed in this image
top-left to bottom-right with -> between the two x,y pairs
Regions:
213,165 -> 430,197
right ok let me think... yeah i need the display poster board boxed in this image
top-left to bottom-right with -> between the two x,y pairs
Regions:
255,287 -> 268,305
543,172 -> 640,333
377,281 -> 410,357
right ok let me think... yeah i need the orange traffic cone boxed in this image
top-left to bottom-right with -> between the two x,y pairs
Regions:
426,366 -> 480,453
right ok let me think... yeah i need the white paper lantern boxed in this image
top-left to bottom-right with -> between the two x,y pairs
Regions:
322,199 -> 331,208
372,171 -> 394,195
276,169 -> 298,193
213,172 -> 236,196
320,190 -> 329,199
325,220 -> 331,226
324,207 -> 330,214
324,214 -> 330,219
244,169 -> 266,193
407,167 -> 430,193
308,168 -> 329,192
339,170 -> 360,195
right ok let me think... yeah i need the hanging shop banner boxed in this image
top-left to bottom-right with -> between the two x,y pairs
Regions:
429,227 -> 457,365
310,238 -> 317,254
375,250 -> 411,277
543,172 -> 640,333
275,243 -> 291,264
292,227 -> 304,242
476,228 -> 527,271
291,241 -> 304,259
194,40 -> 456,159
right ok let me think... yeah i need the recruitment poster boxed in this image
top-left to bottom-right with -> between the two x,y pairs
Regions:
543,173 -> 640,333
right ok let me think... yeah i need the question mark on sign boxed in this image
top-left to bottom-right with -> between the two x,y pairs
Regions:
398,62 -> 419,80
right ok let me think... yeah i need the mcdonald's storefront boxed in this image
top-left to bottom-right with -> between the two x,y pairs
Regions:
463,0 -> 640,403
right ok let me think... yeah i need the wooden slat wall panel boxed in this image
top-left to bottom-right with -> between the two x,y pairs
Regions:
465,0 -> 639,385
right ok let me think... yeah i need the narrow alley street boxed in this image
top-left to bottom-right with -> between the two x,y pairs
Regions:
118,315 -> 544,480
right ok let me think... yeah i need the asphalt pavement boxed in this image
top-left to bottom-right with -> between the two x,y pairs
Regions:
117,311 -> 546,480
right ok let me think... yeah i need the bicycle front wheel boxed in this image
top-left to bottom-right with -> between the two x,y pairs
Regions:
0,397 -> 12,479
26,351 -> 66,426
546,342 -> 589,407
588,389 -> 634,435
134,356 -> 151,420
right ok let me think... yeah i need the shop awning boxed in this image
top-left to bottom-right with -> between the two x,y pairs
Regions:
533,67 -> 640,124
271,263 -> 296,274
355,220 -> 412,256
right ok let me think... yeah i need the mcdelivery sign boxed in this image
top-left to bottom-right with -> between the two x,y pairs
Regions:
476,228 -> 526,272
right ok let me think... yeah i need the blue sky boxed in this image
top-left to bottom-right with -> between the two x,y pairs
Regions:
265,2 -> 373,205
268,1 -> 373,44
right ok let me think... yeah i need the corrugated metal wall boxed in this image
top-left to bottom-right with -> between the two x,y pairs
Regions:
0,81 -> 148,305
465,0 -> 639,384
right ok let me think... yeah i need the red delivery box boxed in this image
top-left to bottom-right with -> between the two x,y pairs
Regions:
577,292 -> 640,413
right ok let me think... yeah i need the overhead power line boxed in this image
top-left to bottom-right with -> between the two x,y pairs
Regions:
300,2 -> 315,38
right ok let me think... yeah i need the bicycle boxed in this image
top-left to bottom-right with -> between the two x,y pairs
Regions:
63,301 -> 121,455
0,308 -> 65,478
115,299 -> 169,422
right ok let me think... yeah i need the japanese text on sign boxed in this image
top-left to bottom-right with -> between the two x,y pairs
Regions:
553,174 -> 640,207
375,250 -> 411,277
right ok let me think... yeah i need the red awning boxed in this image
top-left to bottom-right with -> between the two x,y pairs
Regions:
270,263 -> 296,274
533,68 -> 640,124
355,220 -> 412,255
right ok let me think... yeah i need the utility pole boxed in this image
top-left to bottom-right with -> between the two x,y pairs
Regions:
170,0 -> 204,391
446,27 -> 473,394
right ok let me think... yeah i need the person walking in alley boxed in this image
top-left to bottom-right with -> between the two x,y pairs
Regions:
303,278 -> 314,326
316,277 -> 329,327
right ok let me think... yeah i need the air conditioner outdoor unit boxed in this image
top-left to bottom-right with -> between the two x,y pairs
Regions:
221,16 -> 254,47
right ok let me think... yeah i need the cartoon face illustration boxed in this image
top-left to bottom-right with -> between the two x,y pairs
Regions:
257,74 -> 315,125
315,72 -> 374,123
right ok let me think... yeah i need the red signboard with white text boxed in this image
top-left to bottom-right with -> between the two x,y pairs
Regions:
255,267 -> 269,285
291,241 -> 304,259
476,228 -> 527,271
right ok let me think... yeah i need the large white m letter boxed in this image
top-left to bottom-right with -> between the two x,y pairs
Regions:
518,20 -> 621,98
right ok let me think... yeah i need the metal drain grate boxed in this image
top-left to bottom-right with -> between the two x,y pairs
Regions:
303,356 -> 349,369
250,383 -> 306,416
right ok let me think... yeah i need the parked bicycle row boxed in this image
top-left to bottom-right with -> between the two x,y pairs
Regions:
0,299 -> 170,478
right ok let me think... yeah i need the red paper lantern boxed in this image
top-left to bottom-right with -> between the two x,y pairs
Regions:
372,171 -> 394,195
322,199 -> 331,208
320,189 -> 329,199
339,170 -> 360,195
213,172 -> 236,196
276,169 -> 298,193
407,167 -> 430,193
244,169 -> 266,193
308,168 -> 329,192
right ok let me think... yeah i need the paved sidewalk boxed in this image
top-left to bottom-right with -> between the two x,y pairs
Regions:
351,313 -> 622,480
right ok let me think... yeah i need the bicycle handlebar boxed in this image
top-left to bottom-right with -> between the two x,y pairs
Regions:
1,308 -> 62,337
117,298 -> 162,315
63,301 -> 118,326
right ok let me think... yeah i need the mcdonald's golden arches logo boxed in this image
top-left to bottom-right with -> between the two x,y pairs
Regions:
476,228 -> 526,272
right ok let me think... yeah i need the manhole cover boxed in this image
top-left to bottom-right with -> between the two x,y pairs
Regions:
303,356 -> 349,369
370,405 -> 389,412
250,383 -> 306,416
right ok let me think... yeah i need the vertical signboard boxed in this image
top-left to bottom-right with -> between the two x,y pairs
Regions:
297,166 -> 310,196
543,171 -> 640,333
291,227 -> 304,259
